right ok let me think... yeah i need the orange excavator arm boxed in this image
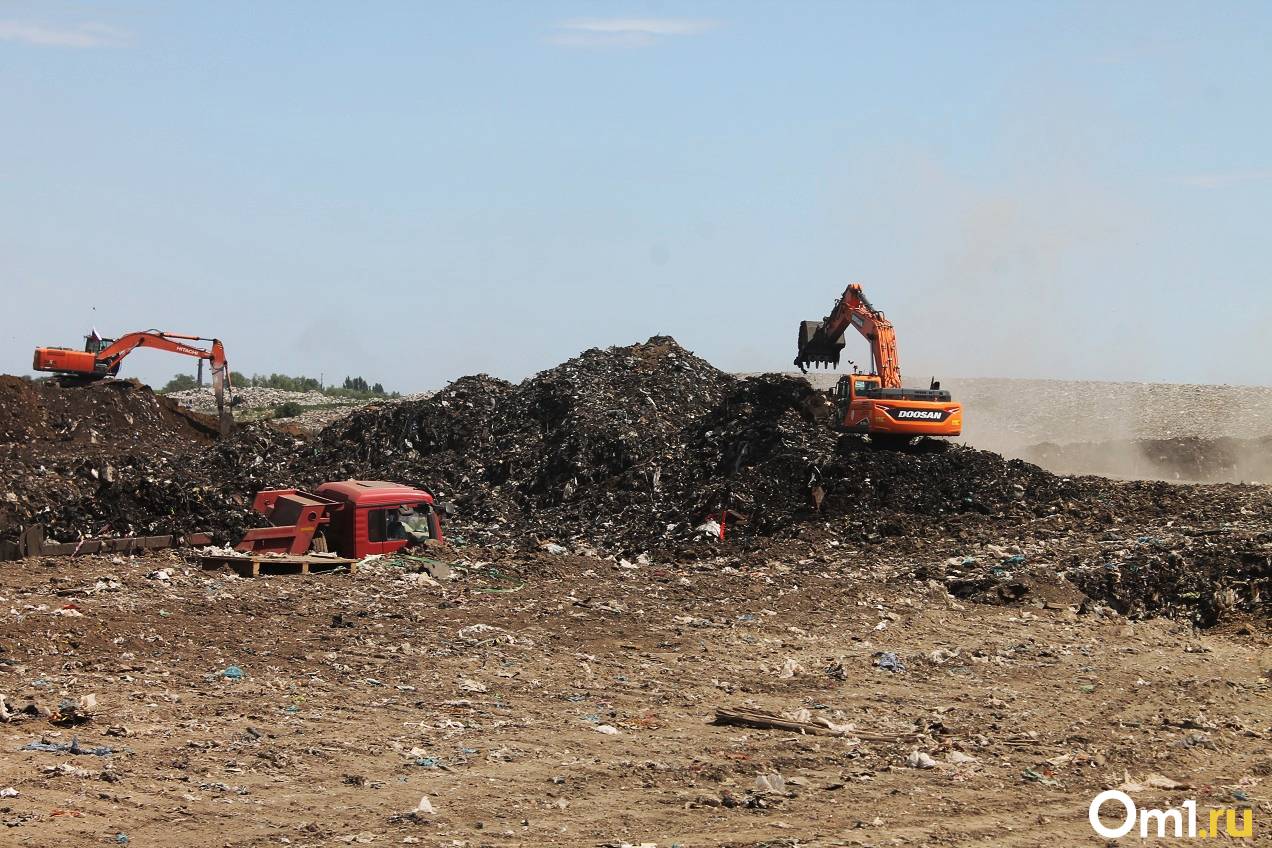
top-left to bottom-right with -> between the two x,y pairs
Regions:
93,331 -> 228,377
100,332 -> 231,434
33,330 -> 233,434
794,284 -> 902,387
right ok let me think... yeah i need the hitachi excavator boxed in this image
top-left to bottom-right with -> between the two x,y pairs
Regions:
795,284 -> 961,443
33,330 -> 233,434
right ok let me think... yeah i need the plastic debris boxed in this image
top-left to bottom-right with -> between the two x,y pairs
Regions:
754,773 -> 786,793
906,751 -> 936,769
22,736 -> 113,756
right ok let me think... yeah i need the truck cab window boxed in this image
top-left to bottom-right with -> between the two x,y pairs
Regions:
367,509 -> 387,542
385,510 -> 406,541
399,505 -> 435,540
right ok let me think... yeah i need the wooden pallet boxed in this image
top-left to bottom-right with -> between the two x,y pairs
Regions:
200,554 -> 357,578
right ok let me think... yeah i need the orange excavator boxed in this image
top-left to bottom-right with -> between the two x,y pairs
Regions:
33,330 -> 232,434
795,284 -> 961,443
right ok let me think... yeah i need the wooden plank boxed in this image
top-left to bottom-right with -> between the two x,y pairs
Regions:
4,527 -> 215,560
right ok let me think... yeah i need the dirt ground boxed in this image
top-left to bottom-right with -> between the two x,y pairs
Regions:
1,539 -> 1267,847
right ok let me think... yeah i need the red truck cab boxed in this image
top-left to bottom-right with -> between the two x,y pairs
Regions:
238,480 -> 445,559
315,480 -> 443,557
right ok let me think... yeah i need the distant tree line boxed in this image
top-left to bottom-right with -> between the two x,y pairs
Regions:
161,372 -> 395,398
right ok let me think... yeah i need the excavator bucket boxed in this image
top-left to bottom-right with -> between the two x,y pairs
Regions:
794,320 -> 846,372
212,365 -> 233,436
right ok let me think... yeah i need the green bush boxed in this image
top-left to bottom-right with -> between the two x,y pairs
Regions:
274,401 -> 304,419
160,373 -> 198,393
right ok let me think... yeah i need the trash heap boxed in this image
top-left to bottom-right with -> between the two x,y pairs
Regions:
35,423 -> 304,544
301,337 -> 730,548
3,339 -> 1266,624
297,337 -> 1096,553
0,377 -> 220,540
1062,530 -> 1270,626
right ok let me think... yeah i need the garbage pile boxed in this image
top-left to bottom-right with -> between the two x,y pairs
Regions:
1062,530 -> 1271,626
0,377 -> 220,539
166,385 -> 433,431
3,339 -> 1266,626
32,423 -> 303,544
300,337 -> 731,548
167,385 -> 336,414
298,337 -> 1103,553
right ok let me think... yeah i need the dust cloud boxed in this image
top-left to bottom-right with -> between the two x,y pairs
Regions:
795,372 -> 1272,483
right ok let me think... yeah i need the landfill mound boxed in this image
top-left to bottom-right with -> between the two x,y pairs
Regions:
0,376 -> 219,455
0,377 -> 221,538
1024,435 -> 1272,483
34,424 -> 304,545
1062,529 -> 1270,627
300,338 -> 1097,552
6,340 -> 1266,625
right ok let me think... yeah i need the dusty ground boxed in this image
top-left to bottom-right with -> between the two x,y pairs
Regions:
1,537 -> 1267,848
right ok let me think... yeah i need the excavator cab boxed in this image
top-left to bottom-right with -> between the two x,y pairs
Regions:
84,334 -> 114,355
836,374 -> 882,402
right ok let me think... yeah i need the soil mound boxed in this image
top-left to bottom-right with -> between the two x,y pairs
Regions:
0,376 -> 218,456
0,377 -> 221,538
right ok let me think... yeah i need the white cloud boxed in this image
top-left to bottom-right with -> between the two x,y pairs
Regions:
1175,169 -> 1272,189
0,20 -> 129,48
550,17 -> 719,48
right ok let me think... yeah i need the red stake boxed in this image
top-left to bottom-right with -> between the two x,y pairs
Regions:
719,510 -> 726,540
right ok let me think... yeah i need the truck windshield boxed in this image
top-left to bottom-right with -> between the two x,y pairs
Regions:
397,506 -> 434,540
370,505 -> 434,543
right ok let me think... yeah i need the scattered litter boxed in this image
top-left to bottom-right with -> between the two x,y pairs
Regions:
22,736 -> 113,756
1117,772 -> 1189,792
778,658 -> 804,679
906,751 -> 936,769
754,773 -> 786,793
1022,768 -> 1062,787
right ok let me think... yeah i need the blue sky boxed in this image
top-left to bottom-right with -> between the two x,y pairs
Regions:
2,1 -> 1270,390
